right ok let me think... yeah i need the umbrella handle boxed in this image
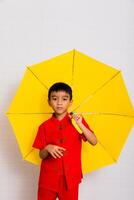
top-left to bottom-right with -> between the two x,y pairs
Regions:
70,112 -> 82,134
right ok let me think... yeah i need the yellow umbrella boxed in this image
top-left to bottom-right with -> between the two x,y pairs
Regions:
6,49 -> 134,174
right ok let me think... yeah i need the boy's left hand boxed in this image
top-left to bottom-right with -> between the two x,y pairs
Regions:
71,114 -> 82,125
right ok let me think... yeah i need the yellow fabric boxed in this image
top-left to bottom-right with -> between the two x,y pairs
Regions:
6,49 -> 134,173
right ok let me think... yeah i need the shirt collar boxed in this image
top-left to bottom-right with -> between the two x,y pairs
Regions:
51,112 -> 71,124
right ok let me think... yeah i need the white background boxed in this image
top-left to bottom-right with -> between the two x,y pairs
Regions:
0,0 -> 134,199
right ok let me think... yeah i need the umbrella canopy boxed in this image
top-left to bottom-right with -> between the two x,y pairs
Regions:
6,49 -> 134,173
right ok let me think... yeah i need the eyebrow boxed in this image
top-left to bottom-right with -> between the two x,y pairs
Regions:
51,95 -> 69,98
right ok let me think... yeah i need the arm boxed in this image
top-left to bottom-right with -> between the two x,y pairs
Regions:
33,124 -> 66,160
78,121 -> 97,145
39,144 -> 66,159
39,147 -> 49,159
72,114 -> 98,145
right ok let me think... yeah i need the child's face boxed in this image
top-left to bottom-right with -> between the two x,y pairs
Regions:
48,90 -> 72,115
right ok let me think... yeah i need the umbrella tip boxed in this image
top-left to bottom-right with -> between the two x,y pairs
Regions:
70,112 -> 74,116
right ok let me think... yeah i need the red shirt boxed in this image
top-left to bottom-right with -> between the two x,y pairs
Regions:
32,112 -> 94,192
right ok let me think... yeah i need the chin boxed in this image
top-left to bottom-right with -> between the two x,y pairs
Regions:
55,110 -> 66,115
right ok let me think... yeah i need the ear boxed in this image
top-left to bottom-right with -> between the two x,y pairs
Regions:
47,99 -> 51,107
69,99 -> 73,107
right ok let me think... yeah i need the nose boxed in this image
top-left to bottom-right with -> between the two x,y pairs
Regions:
57,98 -> 62,105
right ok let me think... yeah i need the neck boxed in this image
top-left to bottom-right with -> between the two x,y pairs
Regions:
54,112 -> 68,121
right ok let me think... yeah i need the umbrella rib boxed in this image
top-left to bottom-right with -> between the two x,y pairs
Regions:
23,148 -> 34,160
73,70 -> 121,112
75,112 -> 134,118
27,67 -> 49,90
24,141 -> 118,164
6,112 -> 134,118
6,112 -> 53,115
96,139 -> 118,163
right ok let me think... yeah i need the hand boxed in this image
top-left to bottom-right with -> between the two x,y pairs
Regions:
45,144 -> 66,159
71,114 -> 82,125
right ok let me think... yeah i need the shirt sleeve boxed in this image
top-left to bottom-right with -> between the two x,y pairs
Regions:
80,117 -> 94,142
32,124 -> 46,150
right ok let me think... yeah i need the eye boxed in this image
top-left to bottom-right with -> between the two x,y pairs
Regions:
63,98 -> 68,101
52,97 -> 57,100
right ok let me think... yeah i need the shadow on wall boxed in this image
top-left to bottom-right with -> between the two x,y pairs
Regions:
0,84 -> 39,200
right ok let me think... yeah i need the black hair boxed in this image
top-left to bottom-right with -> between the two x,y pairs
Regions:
48,82 -> 72,100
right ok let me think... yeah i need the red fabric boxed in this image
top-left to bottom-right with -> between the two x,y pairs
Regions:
38,175 -> 79,200
32,112 -> 94,192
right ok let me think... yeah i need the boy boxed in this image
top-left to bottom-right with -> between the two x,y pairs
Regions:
32,82 -> 97,200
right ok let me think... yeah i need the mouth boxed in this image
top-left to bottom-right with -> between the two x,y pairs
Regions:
56,107 -> 63,110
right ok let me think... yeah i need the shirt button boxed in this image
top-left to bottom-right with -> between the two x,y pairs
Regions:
58,125 -> 63,130
58,136 -> 67,143
59,138 -> 63,143
58,124 -> 66,130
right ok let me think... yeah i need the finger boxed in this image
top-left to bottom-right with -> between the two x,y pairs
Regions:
56,146 -> 66,151
76,115 -> 81,120
57,150 -> 64,156
51,152 -> 57,159
72,114 -> 78,120
54,151 -> 63,158
56,149 -> 65,158
58,147 -> 66,151
56,149 -> 64,156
